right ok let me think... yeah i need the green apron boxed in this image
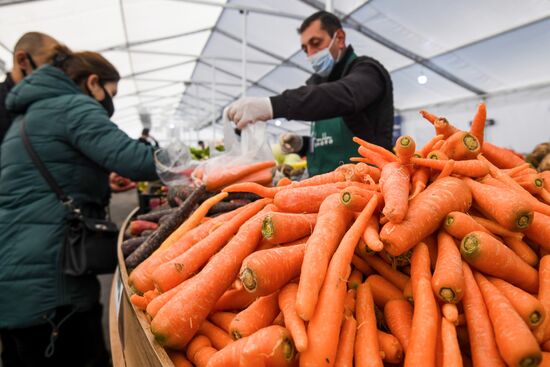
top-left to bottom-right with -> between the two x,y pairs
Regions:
307,54 -> 358,176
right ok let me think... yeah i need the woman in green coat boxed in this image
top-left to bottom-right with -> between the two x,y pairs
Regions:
0,46 -> 158,366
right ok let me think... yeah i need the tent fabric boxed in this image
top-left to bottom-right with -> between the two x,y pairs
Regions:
0,0 -> 549,149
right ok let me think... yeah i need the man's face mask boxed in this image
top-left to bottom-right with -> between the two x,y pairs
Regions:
308,34 -> 340,78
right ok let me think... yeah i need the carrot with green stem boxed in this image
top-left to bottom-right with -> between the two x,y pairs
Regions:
427,149 -> 449,160
461,262 -> 505,367
209,312 -> 235,334
461,231 -> 539,293
239,243 -> 305,296
432,230 -> 465,303
300,196 -> 378,367
380,177 -> 472,257
278,283 -> 307,353
384,299 -> 413,352
366,274 -> 404,309
463,177 -> 533,232
205,160 -> 276,191
261,212 -> 316,244
488,276 -> 545,329
469,102 -> 486,146
198,321 -> 233,349
229,291 -> 280,340
410,157 -> 489,177
475,271 -> 542,367
404,243 -> 439,367
503,236 -> 538,267
295,193 -> 354,321
379,161 -> 410,224
151,204 -> 274,348
443,211 -> 489,240
334,315 -> 357,367
354,281 -> 384,367
363,216 -> 384,252
152,199 -> 271,292
441,318 -> 463,367
361,254 -> 409,290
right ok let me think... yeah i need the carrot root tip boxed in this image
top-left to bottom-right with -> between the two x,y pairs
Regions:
240,268 -> 257,292
463,134 -> 480,151
439,288 -> 456,303
231,330 -> 242,340
461,234 -> 480,258
520,356 -> 542,367
444,215 -> 454,227
516,213 -> 533,230
282,337 -> 297,361
530,311 -> 543,326
428,152 -> 440,160
535,178 -> 544,188
261,215 -> 274,239
399,136 -> 411,147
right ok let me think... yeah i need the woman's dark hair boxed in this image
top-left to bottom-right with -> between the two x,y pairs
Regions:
298,11 -> 342,36
48,45 -> 120,91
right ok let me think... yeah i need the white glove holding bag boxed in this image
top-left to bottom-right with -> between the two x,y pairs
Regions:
226,97 -> 273,129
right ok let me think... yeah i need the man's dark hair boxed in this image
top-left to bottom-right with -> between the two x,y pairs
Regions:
298,11 -> 342,36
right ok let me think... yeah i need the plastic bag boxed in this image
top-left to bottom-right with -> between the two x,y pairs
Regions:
154,142 -> 200,187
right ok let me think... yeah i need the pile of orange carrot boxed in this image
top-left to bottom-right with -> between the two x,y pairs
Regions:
125,102 -> 550,367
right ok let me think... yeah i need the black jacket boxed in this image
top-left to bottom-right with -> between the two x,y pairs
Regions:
0,73 -> 15,144
270,46 -> 394,151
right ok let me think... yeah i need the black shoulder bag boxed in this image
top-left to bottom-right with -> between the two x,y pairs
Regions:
20,119 -> 118,276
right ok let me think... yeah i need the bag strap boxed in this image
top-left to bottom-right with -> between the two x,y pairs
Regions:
20,119 -> 74,208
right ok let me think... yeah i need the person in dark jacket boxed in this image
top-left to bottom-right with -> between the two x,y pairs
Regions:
227,11 -> 394,175
0,32 -> 59,144
0,45 -> 158,366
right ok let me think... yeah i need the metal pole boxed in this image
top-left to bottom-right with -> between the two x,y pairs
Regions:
241,10 -> 248,97
211,60 -> 216,143
325,0 -> 332,12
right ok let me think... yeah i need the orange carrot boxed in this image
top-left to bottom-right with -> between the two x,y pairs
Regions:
482,142 -> 525,169
441,318 -> 463,367
419,109 -> 439,125
395,135 -> 416,165
300,196 -> 378,367
295,193 -> 354,321
377,330 -> 404,364
488,276 -> 545,329
470,214 -> 524,239
515,174 -> 545,195
277,177 -> 292,187
363,216 -> 384,252
354,136 -> 398,163
351,162 -> 381,183
272,311 -> 285,326
354,282 -> 383,367
435,159 -> 455,180
541,352 -> 550,367
206,325 -> 297,367
405,243 -> 438,367
205,160 -> 276,191
366,274 -> 404,309
232,167 -> 273,186
213,287 -> 258,312
351,254 -> 374,276
151,204 -> 274,348
167,350 -> 193,367
469,102 -> 486,146
340,186 -> 381,212
354,147 -> 391,168
427,149 -> 449,160
535,256 -> 550,343
503,236 -> 539,267
540,188 -> 550,205
379,162 -> 410,223
443,211 -> 488,239
229,292 -> 280,339
348,269 -> 363,290
146,280 -> 188,318
419,134 -> 445,157
239,243 -> 305,296
361,254 -> 409,290
440,131 -> 481,160
384,299 -> 413,352
278,283 -> 307,353
461,262 -> 505,367
198,321 -> 233,349
186,335 -> 216,367
461,231 -> 539,293
381,177 -> 472,257
525,213 -> 550,252
261,212 -> 316,244
442,303 -> 459,324
334,316 -> 357,367
344,289 -> 356,317
403,280 -> 413,304
410,156 -> 489,177
157,192 -> 229,252
209,312 -> 235,334
432,230 -> 465,303
152,199 -> 270,292
464,177 -> 533,231
505,162 -> 535,177
130,293 -> 148,310
474,271 -> 542,367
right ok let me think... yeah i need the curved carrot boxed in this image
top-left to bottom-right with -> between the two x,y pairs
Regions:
475,272 -> 542,367
354,282 -> 383,367
419,134 -> 445,157
461,231 -> 539,293
469,102 -> 486,146
432,230 -> 464,303
410,157 -> 489,177
433,117 -> 460,138
381,177 -> 472,257
296,193 -> 354,321
404,243 -> 438,367
384,299 -> 413,352
213,287 -> 257,312
488,276 -> 545,329
261,212 -> 316,244
146,280 -> 188,318
208,312 -> 235,334
334,316 -> 357,367
482,142 -> 525,169
363,216 -> 383,252
366,274 -> 404,309
503,236 -> 538,267
461,262 -> 505,367
395,135 -> 416,165
300,196 -> 378,366
442,303 -> 459,324
409,166 -> 430,200
151,204 -> 274,348
378,330 -> 403,364
353,136 -> 397,163
436,159 -> 455,180
441,318 -> 463,367
380,162 -> 410,224
198,321 -> 233,349
239,243 -> 305,296
278,283 -> 307,353
130,293 -> 148,310
443,211 -> 488,240
229,291 -> 280,340
205,160 -> 276,191
419,109 -> 439,125
361,254 -> 409,290
356,146 -> 392,168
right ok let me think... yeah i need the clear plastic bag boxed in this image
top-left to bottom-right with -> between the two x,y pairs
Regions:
154,142 -> 200,187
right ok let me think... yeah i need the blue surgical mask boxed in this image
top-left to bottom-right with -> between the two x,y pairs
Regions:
308,35 -> 339,78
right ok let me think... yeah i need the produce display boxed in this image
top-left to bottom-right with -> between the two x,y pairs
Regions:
119,103 -> 550,367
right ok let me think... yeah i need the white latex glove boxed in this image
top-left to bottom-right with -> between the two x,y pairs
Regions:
226,97 -> 273,129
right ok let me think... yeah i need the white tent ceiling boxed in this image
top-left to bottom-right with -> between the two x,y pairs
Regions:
1,0 -> 549,144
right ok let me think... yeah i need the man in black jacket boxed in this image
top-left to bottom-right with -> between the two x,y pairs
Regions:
0,32 -> 58,144
227,11 -> 394,175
